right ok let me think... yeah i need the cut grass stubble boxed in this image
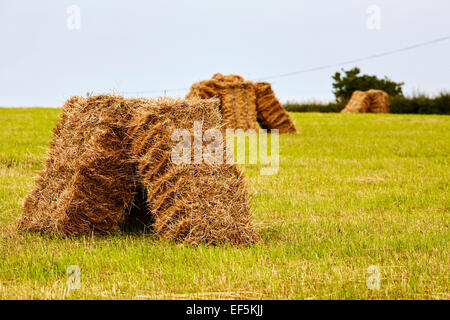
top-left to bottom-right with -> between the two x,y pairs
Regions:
0,108 -> 448,299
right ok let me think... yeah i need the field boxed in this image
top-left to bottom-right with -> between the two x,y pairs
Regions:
0,108 -> 448,299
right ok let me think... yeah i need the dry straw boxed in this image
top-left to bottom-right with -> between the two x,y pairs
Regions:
19,94 -> 258,245
341,89 -> 390,113
254,82 -> 297,134
187,73 -> 297,133
367,89 -> 390,113
186,74 -> 259,131
18,95 -> 142,235
127,97 -> 258,245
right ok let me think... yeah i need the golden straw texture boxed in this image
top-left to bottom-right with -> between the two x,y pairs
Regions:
127,97 -> 258,244
18,95 -> 140,235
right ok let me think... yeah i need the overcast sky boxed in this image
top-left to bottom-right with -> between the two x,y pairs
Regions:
1,0 -> 449,107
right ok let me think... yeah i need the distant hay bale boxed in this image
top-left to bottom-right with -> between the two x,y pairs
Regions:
18,95 -> 142,235
254,82 -> 297,134
341,91 -> 371,113
187,73 -> 296,133
128,97 -> 258,245
367,89 -> 390,113
341,89 -> 390,113
187,74 -> 259,131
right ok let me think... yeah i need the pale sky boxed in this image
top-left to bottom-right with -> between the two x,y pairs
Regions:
1,0 -> 450,107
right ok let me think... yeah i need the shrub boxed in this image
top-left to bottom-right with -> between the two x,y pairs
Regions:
389,92 -> 450,114
285,92 -> 450,115
332,67 -> 404,102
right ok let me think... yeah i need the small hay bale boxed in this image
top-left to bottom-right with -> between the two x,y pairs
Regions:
127,97 -> 258,245
254,82 -> 297,134
367,89 -> 390,113
341,90 -> 390,113
341,90 -> 371,113
18,95 -> 144,235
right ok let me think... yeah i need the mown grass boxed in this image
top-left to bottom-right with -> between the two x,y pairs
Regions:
0,108 -> 448,299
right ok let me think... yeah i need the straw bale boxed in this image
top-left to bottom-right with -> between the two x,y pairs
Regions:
254,82 -> 297,134
341,90 -> 371,113
128,97 -> 258,245
18,95 -> 142,235
367,89 -> 390,113
341,90 -> 390,113
186,74 -> 259,131
188,74 -> 297,133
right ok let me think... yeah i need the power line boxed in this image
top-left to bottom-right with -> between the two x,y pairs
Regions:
255,35 -> 450,81
91,34 -> 450,96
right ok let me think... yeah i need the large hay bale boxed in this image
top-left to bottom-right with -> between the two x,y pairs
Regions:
254,82 -> 297,134
18,95 -> 142,235
367,89 -> 390,113
341,89 -> 390,113
341,90 -> 371,113
19,94 -> 257,245
127,97 -> 258,245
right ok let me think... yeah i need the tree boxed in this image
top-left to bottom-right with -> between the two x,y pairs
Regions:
332,67 -> 404,102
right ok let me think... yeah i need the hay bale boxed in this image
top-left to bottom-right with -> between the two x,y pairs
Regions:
18,95 -> 143,235
127,97 -> 258,245
186,79 -> 219,100
367,89 -> 390,113
19,95 -> 257,245
186,74 -> 259,131
187,74 -> 296,133
254,82 -> 297,134
341,90 -> 371,113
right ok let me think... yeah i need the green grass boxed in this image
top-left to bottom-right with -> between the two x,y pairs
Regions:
0,108 -> 449,299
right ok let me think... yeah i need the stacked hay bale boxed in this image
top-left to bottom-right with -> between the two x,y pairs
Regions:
127,97 -> 258,245
18,95 -> 257,245
18,95 -> 142,235
187,74 -> 258,131
341,89 -> 390,113
254,82 -> 297,134
367,89 -> 390,113
187,73 -> 297,133
341,90 -> 371,113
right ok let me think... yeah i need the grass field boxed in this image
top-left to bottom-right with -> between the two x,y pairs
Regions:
0,108 -> 448,299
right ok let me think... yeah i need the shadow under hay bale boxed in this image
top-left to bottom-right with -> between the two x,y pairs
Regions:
127,97 -> 258,245
18,95 -> 146,236
341,89 -> 390,113
120,184 -> 154,234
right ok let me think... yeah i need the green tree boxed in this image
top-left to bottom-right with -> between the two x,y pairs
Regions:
332,67 -> 404,102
